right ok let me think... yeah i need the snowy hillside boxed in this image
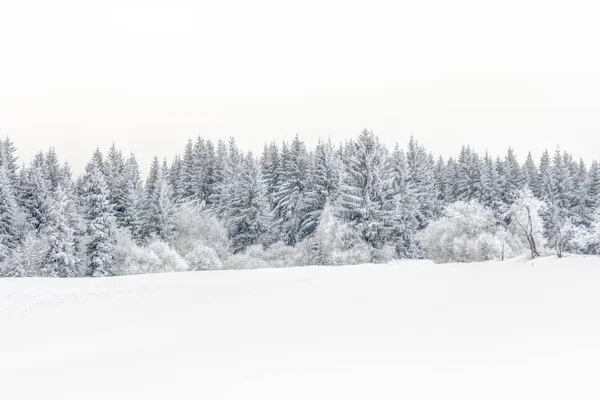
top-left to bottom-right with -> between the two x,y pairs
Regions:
2,257 -> 600,400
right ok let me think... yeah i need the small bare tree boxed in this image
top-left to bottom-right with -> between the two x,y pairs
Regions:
505,187 -> 547,259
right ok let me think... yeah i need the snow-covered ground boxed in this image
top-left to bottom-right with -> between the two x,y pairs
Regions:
2,257 -> 600,400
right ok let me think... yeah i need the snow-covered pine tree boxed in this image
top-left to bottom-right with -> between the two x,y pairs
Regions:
390,144 -> 421,258
225,153 -> 270,253
522,152 -> 539,195
177,139 -> 196,203
145,156 -> 160,199
588,160 -> 600,208
298,139 -> 340,240
455,146 -> 482,202
433,155 -> 447,203
537,150 -> 554,202
81,153 -> 117,277
143,160 -> 176,242
0,137 -> 19,187
571,158 -> 591,225
20,162 -> 51,232
337,130 -> 394,250
261,141 -> 281,212
443,156 -> 458,204
215,138 -> 244,219
119,154 -> 144,242
551,147 -> 573,211
44,147 -> 64,193
209,139 -> 228,208
406,136 -> 438,228
274,135 -> 311,246
40,183 -> 80,277
191,137 -> 216,205
498,147 -> 523,205
169,154 -> 182,196
0,167 -> 18,263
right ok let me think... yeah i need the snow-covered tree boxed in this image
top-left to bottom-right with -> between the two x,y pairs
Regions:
574,207 -> 600,254
298,139 -> 340,240
274,135 -> 311,246
420,200 -> 516,263
337,130 -> 394,251
143,164 -> 176,242
40,184 -> 80,277
120,154 -> 144,242
0,167 -> 18,263
81,154 -> 117,277
224,153 -> 270,253
20,162 -> 51,232
505,187 -> 547,259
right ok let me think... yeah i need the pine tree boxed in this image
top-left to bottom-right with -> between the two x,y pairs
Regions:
0,167 -> 18,263
298,139 -> 340,240
44,147 -> 63,193
177,139 -> 196,202
522,151 -> 539,194
390,144 -> 421,258
0,137 -> 19,187
169,154 -> 182,195
21,163 -> 51,231
40,184 -> 80,277
81,155 -> 117,277
261,141 -> 281,211
455,146 -> 482,202
273,135 -> 311,246
406,136 -> 438,228
571,158 -> 591,225
120,154 -> 144,242
538,150 -> 554,202
498,147 -> 523,204
225,153 -> 270,252
588,160 -> 600,208
337,130 -> 394,250
143,166 -> 176,241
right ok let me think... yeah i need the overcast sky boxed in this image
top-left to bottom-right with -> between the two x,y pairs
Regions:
1,0 -> 599,175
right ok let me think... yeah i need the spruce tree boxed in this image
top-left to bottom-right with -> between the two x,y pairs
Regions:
337,130 -> 394,250
177,139 -> 196,202
120,154 -> 144,242
143,165 -> 176,241
81,155 -> 117,277
298,139 -> 340,240
21,163 -> 51,231
522,151 -> 539,193
41,184 -> 80,277
0,167 -> 18,263
226,153 -> 270,252
274,135 -> 311,246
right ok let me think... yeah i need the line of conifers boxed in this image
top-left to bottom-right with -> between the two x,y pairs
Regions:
0,130 -> 598,277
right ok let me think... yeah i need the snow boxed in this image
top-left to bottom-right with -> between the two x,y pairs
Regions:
2,257 -> 600,399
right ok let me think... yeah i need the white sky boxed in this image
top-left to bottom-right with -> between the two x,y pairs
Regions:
1,0 -> 599,175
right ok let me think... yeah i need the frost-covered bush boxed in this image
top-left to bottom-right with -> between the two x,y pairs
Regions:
222,253 -> 271,270
147,240 -> 189,273
298,206 -> 377,266
171,203 -> 230,259
245,241 -> 303,268
420,200 -> 518,263
184,244 -> 222,271
113,230 -> 189,275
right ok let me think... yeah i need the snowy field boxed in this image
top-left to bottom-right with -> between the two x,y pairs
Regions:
2,257 -> 600,400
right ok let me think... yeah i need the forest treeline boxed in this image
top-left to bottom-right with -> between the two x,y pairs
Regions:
1,130 -> 599,277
